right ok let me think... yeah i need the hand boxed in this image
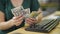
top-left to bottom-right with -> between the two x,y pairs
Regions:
9,15 -> 24,26
25,18 -> 37,25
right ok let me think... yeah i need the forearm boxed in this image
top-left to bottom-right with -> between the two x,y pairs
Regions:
0,11 -> 14,30
0,21 -> 14,30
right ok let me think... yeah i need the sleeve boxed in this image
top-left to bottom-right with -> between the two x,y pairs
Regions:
30,0 -> 40,11
0,30 -> 6,34
0,0 -> 5,13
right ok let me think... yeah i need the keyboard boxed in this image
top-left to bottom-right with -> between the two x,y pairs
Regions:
25,18 -> 60,33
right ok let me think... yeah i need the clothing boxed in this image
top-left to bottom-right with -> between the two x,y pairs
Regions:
0,30 -> 6,34
0,0 -> 40,33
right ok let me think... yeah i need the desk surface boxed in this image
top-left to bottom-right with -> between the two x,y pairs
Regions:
8,11 -> 60,34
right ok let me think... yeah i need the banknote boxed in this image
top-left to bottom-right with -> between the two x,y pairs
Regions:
11,6 -> 30,17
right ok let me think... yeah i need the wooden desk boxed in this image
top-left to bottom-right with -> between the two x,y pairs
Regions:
8,11 -> 60,34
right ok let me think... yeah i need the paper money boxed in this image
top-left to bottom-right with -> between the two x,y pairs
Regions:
23,8 -> 30,18
11,6 -> 23,16
11,6 -> 30,17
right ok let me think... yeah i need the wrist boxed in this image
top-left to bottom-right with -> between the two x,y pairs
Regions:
6,20 -> 15,27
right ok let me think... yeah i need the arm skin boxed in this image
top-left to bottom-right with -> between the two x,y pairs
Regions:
0,11 -> 14,30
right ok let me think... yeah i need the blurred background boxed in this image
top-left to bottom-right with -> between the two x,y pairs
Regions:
38,0 -> 60,17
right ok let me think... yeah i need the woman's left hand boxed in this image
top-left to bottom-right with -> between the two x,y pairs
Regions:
25,18 -> 37,25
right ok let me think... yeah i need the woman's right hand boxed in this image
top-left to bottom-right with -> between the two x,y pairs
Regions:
8,15 -> 24,26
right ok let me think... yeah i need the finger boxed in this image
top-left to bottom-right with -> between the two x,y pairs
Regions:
18,16 -> 24,21
29,18 -> 37,23
14,14 -> 24,20
26,18 -> 35,23
26,18 -> 37,24
26,20 -> 33,25
14,15 -> 24,22
17,20 -> 23,24
26,19 -> 33,25
29,18 -> 36,21
15,20 -> 23,26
